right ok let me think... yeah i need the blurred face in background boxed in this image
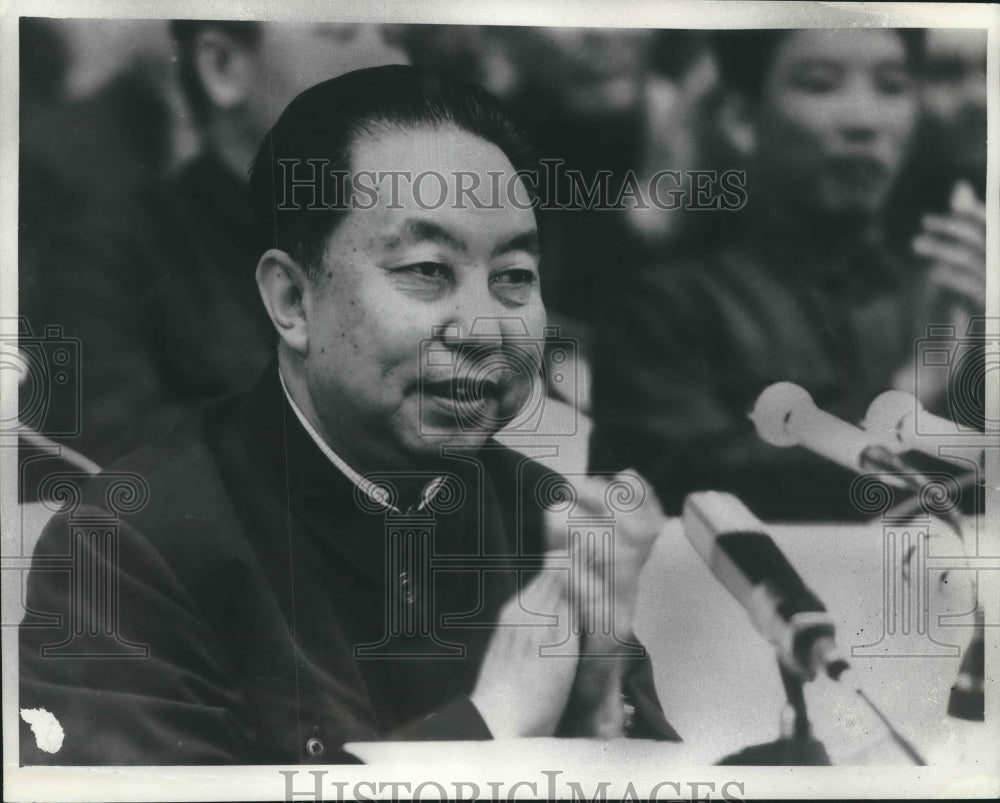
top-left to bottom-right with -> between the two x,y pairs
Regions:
509,28 -> 653,116
920,29 -> 987,178
245,23 -> 408,135
752,29 -> 918,220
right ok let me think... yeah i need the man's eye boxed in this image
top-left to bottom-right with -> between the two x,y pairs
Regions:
492,269 -> 537,287
491,269 -> 537,304
389,262 -> 453,297
404,262 -> 450,281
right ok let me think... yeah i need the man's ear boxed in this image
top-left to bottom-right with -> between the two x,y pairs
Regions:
257,249 -> 311,355
194,28 -> 256,111
718,93 -> 756,157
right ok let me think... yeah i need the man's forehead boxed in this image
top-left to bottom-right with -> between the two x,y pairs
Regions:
353,125 -> 495,166
331,126 -> 536,240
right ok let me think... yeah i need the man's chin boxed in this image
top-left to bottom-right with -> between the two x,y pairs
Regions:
403,427 -> 494,465
416,414 -> 504,441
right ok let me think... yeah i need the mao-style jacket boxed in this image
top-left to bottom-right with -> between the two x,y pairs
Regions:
20,366 -> 676,765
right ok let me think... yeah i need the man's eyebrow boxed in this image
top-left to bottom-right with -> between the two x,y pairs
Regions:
385,219 -> 468,253
491,230 -> 540,259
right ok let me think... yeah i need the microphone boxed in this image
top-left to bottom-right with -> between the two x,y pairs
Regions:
863,390 -> 985,469
749,383 -> 909,485
682,491 -> 929,764
682,490 -> 848,681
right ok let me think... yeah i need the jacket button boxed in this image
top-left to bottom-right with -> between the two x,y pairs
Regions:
306,737 -> 324,757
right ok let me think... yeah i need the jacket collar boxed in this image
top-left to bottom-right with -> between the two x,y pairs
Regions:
237,363 -> 392,585
235,364 -> 486,585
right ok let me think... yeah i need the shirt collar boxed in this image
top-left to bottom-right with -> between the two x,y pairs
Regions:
277,369 -> 444,515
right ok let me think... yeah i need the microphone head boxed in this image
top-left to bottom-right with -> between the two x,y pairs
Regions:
863,390 -> 919,448
749,382 -> 815,447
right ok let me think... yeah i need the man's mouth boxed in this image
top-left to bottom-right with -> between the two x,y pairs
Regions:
421,366 -> 534,429
423,375 -> 499,409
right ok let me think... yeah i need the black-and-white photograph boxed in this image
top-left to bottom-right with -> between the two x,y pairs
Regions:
2,1 -> 997,800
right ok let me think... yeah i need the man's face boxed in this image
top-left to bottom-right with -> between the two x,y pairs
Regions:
301,125 -> 546,469
247,23 -> 407,135
921,29 -> 987,176
753,29 -> 918,218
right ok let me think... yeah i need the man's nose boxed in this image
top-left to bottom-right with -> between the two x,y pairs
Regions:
440,287 -> 527,346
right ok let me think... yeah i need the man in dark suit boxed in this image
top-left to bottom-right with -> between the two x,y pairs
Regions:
20,66 -> 675,765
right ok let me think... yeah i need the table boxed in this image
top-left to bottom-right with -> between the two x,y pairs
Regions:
634,517 -> 989,765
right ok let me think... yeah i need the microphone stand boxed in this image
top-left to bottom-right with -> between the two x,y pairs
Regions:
716,661 -> 832,766
778,661 -> 811,743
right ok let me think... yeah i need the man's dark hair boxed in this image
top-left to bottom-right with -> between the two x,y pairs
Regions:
710,28 -> 926,99
170,20 -> 262,126
248,64 -> 542,277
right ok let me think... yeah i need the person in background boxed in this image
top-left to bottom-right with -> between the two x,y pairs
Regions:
589,28 -> 985,521
503,28 -> 656,331
886,29 -> 987,423
25,22 -> 406,466
626,31 -> 728,251
888,27 -> 987,232
911,27 -> 987,300
18,18 -> 175,496
19,18 -> 172,319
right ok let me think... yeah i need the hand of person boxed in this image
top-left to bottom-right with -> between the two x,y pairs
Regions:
470,568 -> 579,738
900,181 -> 985,409
539,471 -> 665,738
544,470 -> 666,634
914,181 -> 986,316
